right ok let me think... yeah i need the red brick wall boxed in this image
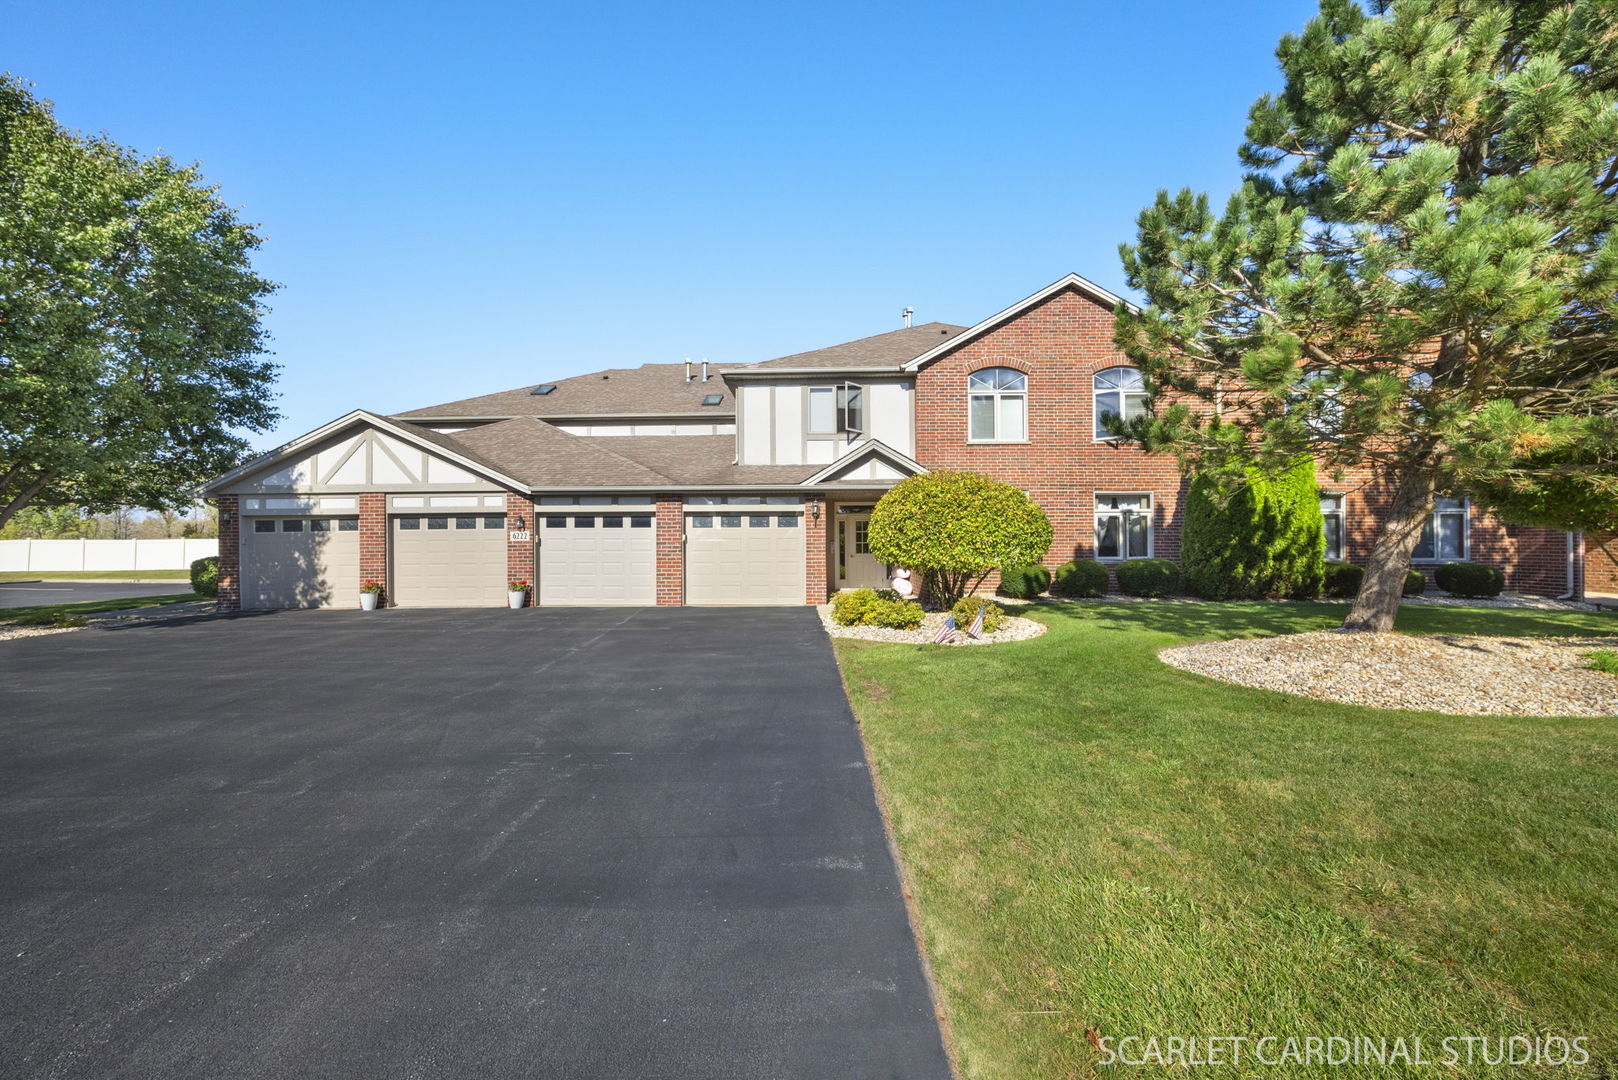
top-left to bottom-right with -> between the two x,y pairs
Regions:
655,495 -> 683,605
804,495 -> 828,604
1588,532 -> 1618,596
506,493 -> 536,599
912,283 -> 1573,598
216,495 -> 240,611
359,493 -> 387,606
913,286 -> 1185,580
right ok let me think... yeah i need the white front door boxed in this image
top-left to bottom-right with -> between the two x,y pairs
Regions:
837,513 -> 889,590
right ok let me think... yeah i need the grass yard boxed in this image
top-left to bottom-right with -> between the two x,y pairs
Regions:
838,601 -> 1618,1079
0,569 -> 192,582
0,593 -> 198,626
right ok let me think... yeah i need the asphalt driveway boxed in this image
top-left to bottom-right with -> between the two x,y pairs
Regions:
0,580 -> 185,608
0,607 -> 951,1080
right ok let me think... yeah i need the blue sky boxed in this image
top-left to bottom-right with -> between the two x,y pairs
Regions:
11,0 -> 1318,448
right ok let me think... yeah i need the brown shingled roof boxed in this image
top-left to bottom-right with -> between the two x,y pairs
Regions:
395,363 -> 747,420
585,435 -> 815,487
443,417 -> 675,487
749,322 -> 968,370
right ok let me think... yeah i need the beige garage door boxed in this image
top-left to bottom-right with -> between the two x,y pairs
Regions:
685,511 -> 806,605
391,513 -> 509,607
242,516 -> 361,609
538,511 -> 656,605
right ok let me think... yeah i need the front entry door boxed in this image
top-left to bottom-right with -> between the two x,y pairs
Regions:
837,513 -> 889,589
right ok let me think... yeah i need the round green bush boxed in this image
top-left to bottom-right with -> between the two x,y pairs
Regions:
997,565 -> 1051,599
190,556 -> 220,599
1052,559 -> 1108,598
950,597 -> 1004,634
1403,568 -> 1426,597
1434,561 -> 1505,598
830,588 -> 878,626
1115,558 -> 1179,597
1322,560 -> 1364,599
864,597 -> 924,629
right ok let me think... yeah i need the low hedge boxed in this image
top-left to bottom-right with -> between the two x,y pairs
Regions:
1322,561 -> 1363,599
831,588 -> 924,629
997,565 -> 1051,600
190,556 -> 220,599
1434,561 -> 1505,598
1403,568 -> 1427,597
1052,559 -> 1108,598
951,597 -> 1004,634
1115,558 -> 1179,598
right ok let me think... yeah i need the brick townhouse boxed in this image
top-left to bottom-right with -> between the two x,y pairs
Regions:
202,274 -> 1593,609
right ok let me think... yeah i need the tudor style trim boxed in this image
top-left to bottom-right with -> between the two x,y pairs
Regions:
800,439 -> 925,486
901,273 -> 1141,373
200,410 -> 528,495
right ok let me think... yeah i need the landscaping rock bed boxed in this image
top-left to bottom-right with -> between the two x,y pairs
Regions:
0,623 -> 83,643
1160,631 -> 1618,716
817,605 -> 1047,646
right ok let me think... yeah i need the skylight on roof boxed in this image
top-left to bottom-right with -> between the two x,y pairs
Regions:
701,393 -> 724,406
531,385 -> 557,396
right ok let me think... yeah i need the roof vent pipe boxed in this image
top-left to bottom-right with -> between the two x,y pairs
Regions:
902,307 -> 914,328
684,358 -> 692,382
701,358 -> 710,381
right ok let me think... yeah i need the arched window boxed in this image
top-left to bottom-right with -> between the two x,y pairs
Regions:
967,368 -> 1027,442
1093,367 -> 1148,440
1292,369 -> 1343,438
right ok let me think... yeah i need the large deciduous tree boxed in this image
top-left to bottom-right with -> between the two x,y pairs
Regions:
0,75 -> 279,530
1113,0 -> 1618,631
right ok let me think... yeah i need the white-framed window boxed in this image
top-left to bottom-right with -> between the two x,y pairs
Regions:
808,383 -> 864,435
968,367 -> 1027,442
1320,493 -> 1345,561
1093,367 -> 1149,440
1095,493 -> 1152,560
1412,496 -> 1468,561
807,386 -> 836,434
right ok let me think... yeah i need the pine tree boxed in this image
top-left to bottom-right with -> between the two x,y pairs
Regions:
1113,0 -> 1618,631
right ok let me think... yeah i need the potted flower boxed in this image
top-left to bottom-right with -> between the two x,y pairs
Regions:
359,580 -> 383,611
507,580 -> 531,609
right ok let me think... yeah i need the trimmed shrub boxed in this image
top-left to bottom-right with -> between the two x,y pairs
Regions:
1322,560 -> 1363,598
1434,561 -> 1505,598
1181,458 -> 1326,599
830,588 -> 878,626
864,597 -> 924,629
1115,558 -> 1179,597
997,565 -> 1051,599
1052,559 -> 1109,598
190,556 -> 219,599
950,597 -> 1004,634
867,471 -> 1052,608
1403,568 -> 1427,597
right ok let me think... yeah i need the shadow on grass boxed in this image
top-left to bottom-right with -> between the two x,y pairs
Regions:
1029,598 -> 1618,642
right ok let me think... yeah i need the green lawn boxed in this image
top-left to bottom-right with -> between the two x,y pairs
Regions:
837,602 -> 1618,1079
0,593 -> 198,626
0,569 -> 192,582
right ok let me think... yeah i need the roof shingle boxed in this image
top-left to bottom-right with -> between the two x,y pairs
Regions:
396,363 -> 746,420
749,322 -> 968,370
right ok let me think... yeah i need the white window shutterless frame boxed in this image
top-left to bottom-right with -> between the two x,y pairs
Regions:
967,368 -> 1027,442
1095,493 -> 1152,560
1320,494 -> 1345,561
1413,497 -> 1468,561
1093,367 -> 1149,440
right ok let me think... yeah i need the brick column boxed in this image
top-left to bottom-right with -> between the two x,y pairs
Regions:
804,494 -> 828,605
655,494 -> 684,606
359,492 -> 387,606
506,493 -> 536,600
216,495 -> 240,611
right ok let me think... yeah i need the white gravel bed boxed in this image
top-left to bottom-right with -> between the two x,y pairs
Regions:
0,624 -> 84,643
817,604 -> 1047,646
1160,631 -> 1618,716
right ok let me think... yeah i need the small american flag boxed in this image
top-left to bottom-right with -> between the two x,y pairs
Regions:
930,614 -> 959,644
966,602 -> 985,639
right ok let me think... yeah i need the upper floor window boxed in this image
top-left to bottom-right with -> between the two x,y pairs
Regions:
1093,367 -> 1149,440
1413,497 -> 1468,561
808,383 -> 864,436
967,368 -> 1027,442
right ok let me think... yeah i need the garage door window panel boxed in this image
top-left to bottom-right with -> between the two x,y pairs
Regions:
282,519 -> 304,532
427,517 -> 449,530
398,517 -> 421,530
631,515 -> 653,528
254,519 -> 275,533
483,515 -> 505,529
338,517 -> 358,531
603,516 -> 624,528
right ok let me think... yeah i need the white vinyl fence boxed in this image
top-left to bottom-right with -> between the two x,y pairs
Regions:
0,538 -> 219,574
